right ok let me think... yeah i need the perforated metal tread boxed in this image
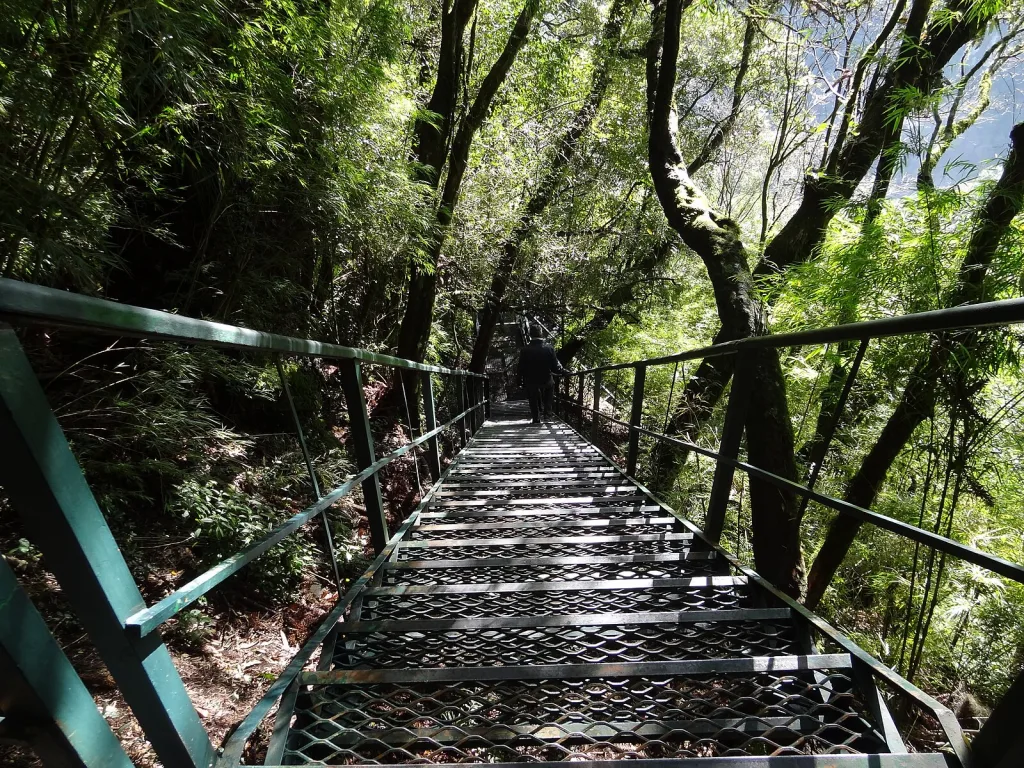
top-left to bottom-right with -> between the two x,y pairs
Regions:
280,402 -> 922,765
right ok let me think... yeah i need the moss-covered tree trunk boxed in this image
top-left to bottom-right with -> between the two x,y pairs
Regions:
648,0 -> 804,597
648,0 -> 999,495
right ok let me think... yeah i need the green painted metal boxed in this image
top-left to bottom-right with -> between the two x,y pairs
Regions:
0,277 -> 484,378
972,671 -> 1024,767
396,369 -> 424,491
125,402 -> 483,637
575,374 -> 585,428
5,272 -> 1007,767
636,425 -> 1024,586
850,657 -> 907,753
0,280 -> 490,768
466,377 -> 477,433
256,759 -> 945,768
119,405 -> 482,636
421,372 -> 443,480
0,326 -> 215,768
264,680 -> 300,765
475,379 -> 486,430
0,556 -> 135,768
625,365 -> 646,476
573,294 -> 1024,375
297,653 -> 853,685
553,415 -> 973,768
339,358 -> 389,553
124,479 -> 357,637
738,559 -> 972,767
456,376 -> 468,448
469,378 -> 479,433
218,439 -> 470,765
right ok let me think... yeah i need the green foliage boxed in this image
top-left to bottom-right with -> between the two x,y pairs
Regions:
169,602 -> 217,652
168,477 -> 316,600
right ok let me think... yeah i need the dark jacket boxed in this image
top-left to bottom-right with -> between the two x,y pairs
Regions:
518,339 -> 567,388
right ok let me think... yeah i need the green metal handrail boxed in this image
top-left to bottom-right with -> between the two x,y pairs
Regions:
123,403 -> 481,638
552,296 -> 1024,768
0,277 -> 489,768
571,295 -> 1024,375
0,277 -> 483,376
548,413 -> 974,766
556,297 -> 1024,582
218,455 -> 468,766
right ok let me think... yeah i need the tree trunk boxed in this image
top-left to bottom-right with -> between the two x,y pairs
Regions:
864,112 -> 907,223
412,0 -> 479,189
390,0 -> 478,362
469,0 -> 630,373
393,0 -> 539,416
757,0 -> 994,278
648,0 -> 803,597
647,0 -> 998,495
805,121 -> 1024,608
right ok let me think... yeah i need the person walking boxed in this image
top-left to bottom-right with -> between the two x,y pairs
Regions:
518,323 -> 569,423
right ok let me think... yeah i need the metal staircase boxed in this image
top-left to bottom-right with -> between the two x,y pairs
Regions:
4,279 -> 1024,768
274,402 -> 939,766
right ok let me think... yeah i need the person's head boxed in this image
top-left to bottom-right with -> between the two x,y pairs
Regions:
529,323 -> 545,339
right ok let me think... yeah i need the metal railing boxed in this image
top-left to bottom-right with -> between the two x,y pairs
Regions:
0,278 -> 488,768
553,296 -> 1024,767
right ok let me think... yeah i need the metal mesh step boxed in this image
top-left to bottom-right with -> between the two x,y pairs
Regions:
284,669 -> 888,764
329,619 -> 801,669
280,407 -> 911,765
381,553 -> 726,585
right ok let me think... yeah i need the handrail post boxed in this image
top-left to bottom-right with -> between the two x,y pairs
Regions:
338,359 -> 389,553
472,378 -> 482,433
568,375 -> 576,426
420,372 -> 442,481
626,364 -> 647,477
484,377 -> 492,418
0,326 -> 214,768
0,556 -> 136,768
973,669 -> 1024,768
275,358 -> 342,592
456,375 -> 467,448
575,373 -> 585,428
592,370 -> 602,438
468,377 -> 479,434
705,351 -> 754,544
